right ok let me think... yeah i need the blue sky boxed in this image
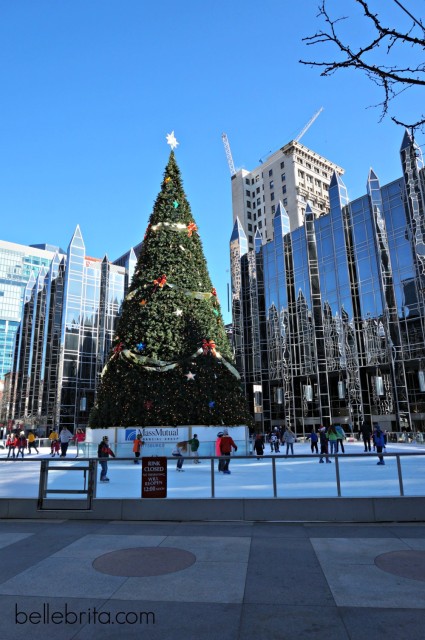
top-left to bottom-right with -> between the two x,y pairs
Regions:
0,0 -> 423,323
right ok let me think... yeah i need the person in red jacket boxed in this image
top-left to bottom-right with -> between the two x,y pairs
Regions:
6,433 -> 17,459
219,429 -> 238,475
16,432 -> 27,459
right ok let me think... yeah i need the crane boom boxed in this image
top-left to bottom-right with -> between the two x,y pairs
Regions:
295,107 -> 324,143
222,132 -> 236,176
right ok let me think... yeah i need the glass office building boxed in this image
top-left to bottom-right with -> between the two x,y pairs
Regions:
231,131 -> 425,434
6,226 -> 137,432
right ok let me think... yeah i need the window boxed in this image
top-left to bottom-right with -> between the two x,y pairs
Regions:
257,198 -> 261,205
251,178 -> 254,185
269,180 -> 274,188
298,157 -> 303,164
271,205 -> 276,214
314,166 -> 319,173
307,175 -> 312,183
246,201 -> 251,208
247,211 -> 252,219
281,173 -> 285,181
268,169 -> 273,177
298,170 -> 304,178
280,161 -> 285,168
253,201 -> 256,209
245,189 -> 250,196
248,223 -> 252,231
255,175 -> 260,182
322,171 -> 328,178
271,192 -> 275,201
306,162 -> 312,169
315,179 -> 321,187
245,178 -> 250,185
256,187 -> 260,194
283,198 -> 288,206
248,235 -> 253,244
253,213 -> 257,221
282,185 -> 287,194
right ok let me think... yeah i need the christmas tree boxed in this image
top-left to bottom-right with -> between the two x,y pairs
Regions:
89,133 -> 252,428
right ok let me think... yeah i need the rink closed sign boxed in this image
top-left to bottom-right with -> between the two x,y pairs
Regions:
142,457 -> 167,498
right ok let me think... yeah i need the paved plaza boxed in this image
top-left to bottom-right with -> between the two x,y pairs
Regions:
0,518 -> 424,639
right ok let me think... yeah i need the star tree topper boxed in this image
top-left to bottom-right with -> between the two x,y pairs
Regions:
166,131 -> 179,150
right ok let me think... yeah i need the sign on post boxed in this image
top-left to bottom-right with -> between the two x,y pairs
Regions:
142,457 -> 167,498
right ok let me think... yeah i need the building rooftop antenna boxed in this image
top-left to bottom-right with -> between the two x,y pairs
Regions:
295,107 -> 324,143
221,133 -> 236,177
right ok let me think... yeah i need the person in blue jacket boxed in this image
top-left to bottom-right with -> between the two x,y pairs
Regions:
373,424 -> 387,465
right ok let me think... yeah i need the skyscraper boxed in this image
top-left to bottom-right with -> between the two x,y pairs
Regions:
231,140 -> 344,251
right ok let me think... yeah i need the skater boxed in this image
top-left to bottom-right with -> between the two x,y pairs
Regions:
27,430 -> 39,454
51,439 -> 61,457
360,422 -> 372,452
59,427 -> 73,457
283,426 -> 296,455
215,431 -> 224,472
270,431 -> 279,453
253,434 -> 264,459
172,441 -> 187,471
187,433 -> 201,463
73,428 -> 85,457
335,424 -> 346,453
132,433 -> 143,464
307,428 -> 319,454
97,436 -> 115,482
16,431 -> 27,459
319,427 -> 331,463
49,428 -> 59,455
374,424 -> 387,465
326,425 -> 338,455
6,433 -> 17,459
219,429 -> 238,474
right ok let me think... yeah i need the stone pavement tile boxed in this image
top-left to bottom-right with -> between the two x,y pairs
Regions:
311,537 -> 408,565
49,534 -> 167,559
252,523 -> 309,538
73,602 -> 242,640
312,538 -> 425,609
0,532 -> 33,549
244,538 -> 334,606
171,522 -> 253,537
400,537 -> 425,550
239,604 -> 349,640
112,559 -> 248,603
95,521 -> 181,536
340,607 -> 425,640
0,595 -> 106,640
0,557 -> 127,599
161,535 -> 251,562
390,526 -> 425,538
305,524 -> 399,538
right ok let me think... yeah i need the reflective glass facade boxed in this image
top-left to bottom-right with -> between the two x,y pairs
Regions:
231,132 -> 425,434
0,241 -> 61,380
6,227 -> 134,432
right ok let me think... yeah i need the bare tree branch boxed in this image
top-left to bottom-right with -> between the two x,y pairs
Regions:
300,0 -> 425,133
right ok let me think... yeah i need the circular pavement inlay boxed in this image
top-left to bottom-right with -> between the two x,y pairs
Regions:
92,547 -> 196,577
375,550 -> 425,582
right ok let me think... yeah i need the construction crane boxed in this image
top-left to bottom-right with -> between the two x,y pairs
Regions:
295,107 -> 324,143
222,132 -> 236,177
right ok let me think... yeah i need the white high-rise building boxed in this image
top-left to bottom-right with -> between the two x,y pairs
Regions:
231,140 -> 344,249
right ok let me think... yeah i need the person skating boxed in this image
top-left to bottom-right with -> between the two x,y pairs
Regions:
172,442 -> 187,471
132,434 -> 144,464
97,436 -> 115,482
283,426 -> 296,455
219,429 -> 237,474
253,434 -> 264,459
6,433 -> 17,459
27,430 -> 39,455
215,432 -> 224,472
16,432 -> 27,459
318,427 -> 331,463
59,427 -> 73,457
187,434 -> 200,463
49,428 -> 59,455
373,423 -> 387,465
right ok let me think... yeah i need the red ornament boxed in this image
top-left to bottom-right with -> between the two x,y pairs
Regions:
112,342 -> 124,358
153,274 -> 167,291
187,222 -> 198,237
202,338 -> 217,357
